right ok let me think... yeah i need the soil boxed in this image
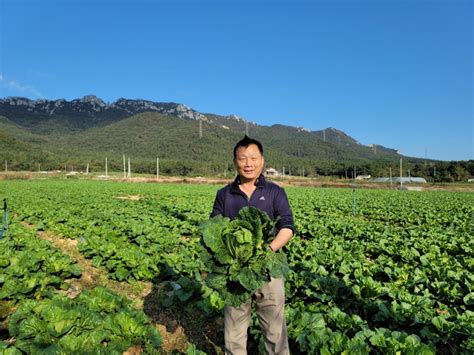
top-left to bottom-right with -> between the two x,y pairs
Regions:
110,175 -> 474,193
114,195 -> 144,201
2,171 -> 473,192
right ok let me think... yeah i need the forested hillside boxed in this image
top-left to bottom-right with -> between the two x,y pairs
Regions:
0,96 -> 472,181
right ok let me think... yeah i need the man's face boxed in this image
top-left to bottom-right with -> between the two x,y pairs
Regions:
234,144 -> 264,181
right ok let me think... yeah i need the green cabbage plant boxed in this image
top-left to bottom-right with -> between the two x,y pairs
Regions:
200,207 -> 289,309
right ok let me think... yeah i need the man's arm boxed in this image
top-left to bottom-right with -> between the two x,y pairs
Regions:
210,189 -> 225,217
269,227 -> 293,252
270,187 -> 294,251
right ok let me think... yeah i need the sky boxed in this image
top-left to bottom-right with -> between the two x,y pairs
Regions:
0,0 -> 472,161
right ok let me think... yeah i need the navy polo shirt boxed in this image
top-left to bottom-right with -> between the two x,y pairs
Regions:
211,174 -> 295,232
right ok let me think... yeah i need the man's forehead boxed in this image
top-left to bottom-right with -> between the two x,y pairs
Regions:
235,144 -> 262,156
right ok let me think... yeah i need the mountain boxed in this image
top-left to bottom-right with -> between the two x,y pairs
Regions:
1,95 -> 469,180
0,96 -> 205,132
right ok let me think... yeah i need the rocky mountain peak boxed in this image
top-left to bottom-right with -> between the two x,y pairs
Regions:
79,95 -> 107,106
0,96 -> 208,122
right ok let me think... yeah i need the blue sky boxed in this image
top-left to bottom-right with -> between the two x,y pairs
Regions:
1,0 -> 472,161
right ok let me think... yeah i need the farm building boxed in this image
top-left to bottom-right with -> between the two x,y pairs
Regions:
265,168 -> 280,177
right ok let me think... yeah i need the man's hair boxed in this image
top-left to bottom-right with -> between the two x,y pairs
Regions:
233,135 -> 263,160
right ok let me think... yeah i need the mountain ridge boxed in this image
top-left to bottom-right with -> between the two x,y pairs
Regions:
0,95 -> 395,152
1,95 -> 471,181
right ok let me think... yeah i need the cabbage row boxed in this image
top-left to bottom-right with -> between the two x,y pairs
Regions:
0,221 -> 81,306
0,220 -> 164,353
5,288 -> 162,354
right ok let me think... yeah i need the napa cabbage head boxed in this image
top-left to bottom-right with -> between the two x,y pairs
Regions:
199,206 -> 289,308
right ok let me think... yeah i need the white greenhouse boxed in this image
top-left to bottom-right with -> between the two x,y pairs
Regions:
371,177 -> 427,184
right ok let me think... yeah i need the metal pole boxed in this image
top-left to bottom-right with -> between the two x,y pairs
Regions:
156,158 -> 159,179
123,155 -> 126,178
352,187 -> 357,216
400,158 -> 402,187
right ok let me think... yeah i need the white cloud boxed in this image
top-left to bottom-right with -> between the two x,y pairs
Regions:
0,73 -> 43,98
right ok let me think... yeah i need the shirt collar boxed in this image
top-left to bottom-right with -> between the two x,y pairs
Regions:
231,174 -> 266,192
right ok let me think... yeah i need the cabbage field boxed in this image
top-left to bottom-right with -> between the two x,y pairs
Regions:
0,180 -> 472,354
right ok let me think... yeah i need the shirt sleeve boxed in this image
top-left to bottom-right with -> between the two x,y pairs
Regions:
274,187 -> 295,232
210,189 -> 225,217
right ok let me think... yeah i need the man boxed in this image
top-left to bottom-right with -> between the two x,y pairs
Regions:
211,135 -> 294,355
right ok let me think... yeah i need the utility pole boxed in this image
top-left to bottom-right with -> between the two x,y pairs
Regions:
323,129 -> 326,142
127,157 -> 131,178
156,158 -> 160,179
400,158 -> 403,188
123,155 -> 126,178
4,160 -> 7,173
199,120 -> 202,139
389,167 -> 392,187
245,120 -> 249,136
86,163 -> 89,175
38,163 -> 41,172
105,157 -> 108,177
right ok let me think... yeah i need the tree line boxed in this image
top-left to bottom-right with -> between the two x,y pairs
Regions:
2,155 -> 473,183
